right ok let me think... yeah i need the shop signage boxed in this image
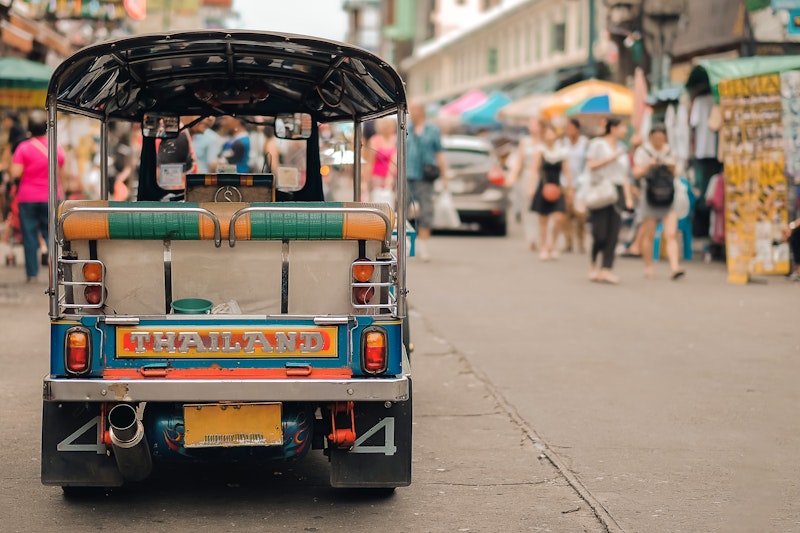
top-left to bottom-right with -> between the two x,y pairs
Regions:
772,0 -> 800,10
789,9 -> 800,34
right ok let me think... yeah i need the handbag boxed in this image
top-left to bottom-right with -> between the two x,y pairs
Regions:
584,178 -> 618,210
422,163 -> 440,182
542,183 -> 561,202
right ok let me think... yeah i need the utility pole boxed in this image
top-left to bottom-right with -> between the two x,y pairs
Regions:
642,0 -> 686,90
586,0 -> 598,79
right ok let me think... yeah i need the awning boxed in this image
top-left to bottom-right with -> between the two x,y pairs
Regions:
496,93 -> 554,124
0,57 -> 53,108
686,55 -> 800,102
461,91 -> 511,127
439,90 -> 487,115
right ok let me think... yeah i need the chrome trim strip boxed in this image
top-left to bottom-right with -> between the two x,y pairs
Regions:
43,376 -> 410,403
313,316 -> 351,326
102,317 -> 141,326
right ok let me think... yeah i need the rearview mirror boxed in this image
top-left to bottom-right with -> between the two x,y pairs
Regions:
275,113 -> 312,140
142,113 -> 180,139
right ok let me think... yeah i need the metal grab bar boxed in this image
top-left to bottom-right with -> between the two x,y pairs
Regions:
227,205 -> 393,249
57,206 -> 223,248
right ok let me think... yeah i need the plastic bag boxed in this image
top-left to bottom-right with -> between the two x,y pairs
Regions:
672,177 -> 690,220
433,190 -> 461,229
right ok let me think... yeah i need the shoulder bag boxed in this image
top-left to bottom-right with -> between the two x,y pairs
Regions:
583,176 -> 618,210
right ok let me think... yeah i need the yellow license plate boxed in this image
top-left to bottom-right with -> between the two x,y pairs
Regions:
183,402 -> 283,448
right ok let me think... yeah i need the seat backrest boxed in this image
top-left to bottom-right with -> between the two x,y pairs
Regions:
59,200 -> 393,243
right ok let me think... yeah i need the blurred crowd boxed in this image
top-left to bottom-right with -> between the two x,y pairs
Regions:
0,111 -> 314,282
503,115 -> 694,284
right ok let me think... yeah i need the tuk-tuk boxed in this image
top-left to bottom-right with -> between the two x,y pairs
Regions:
41,31 -> 411,492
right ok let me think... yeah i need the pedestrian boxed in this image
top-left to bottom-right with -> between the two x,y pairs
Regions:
0,111 -> 27,218
364,116 -> 397,204
559,118 -> 588,253
508,116 -> 544,250
9,109 -> 65,282
213,115 -> 250,173
529,123 -> 571,260
783,216 -> 800,282
406,101 -> 449,262
190,117 -> 222,174
585,117 -> 634,284
632,123 -> 685,280
262,124 -> 281,173
154,116 -> 196,197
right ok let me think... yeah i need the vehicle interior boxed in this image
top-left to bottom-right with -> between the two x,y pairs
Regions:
47,31 -> 408,320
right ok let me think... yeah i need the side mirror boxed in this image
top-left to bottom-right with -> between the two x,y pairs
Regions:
142,113 -> 180,139
275,113 -> 313,140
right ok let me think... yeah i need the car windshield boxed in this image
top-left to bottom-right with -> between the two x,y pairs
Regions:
443,149 -> 491,169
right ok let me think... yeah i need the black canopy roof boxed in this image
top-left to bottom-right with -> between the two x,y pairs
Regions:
48,30 -> 406,123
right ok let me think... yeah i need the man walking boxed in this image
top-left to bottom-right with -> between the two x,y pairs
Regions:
406,102 -> 448,262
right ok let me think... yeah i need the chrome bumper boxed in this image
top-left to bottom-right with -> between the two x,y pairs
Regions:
43,375 -> 410,403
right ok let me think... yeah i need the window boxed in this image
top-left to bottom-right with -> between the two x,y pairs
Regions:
487,47 -> 498,75
551,22 -> 566,53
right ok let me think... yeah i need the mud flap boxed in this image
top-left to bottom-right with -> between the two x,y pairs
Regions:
329,381 -> 412,488
41,401 -> 124,487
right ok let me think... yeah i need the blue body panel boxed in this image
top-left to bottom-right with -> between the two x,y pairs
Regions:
49,316 -> 403,377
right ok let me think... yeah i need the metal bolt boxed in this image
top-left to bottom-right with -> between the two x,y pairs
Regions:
384,401 -> 392,408
347,388 -> 354,395
101,389 -> 107,396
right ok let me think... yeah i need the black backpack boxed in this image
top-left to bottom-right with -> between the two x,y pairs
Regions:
644,160 -> 675,207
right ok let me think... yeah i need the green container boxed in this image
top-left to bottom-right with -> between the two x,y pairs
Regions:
171,298 -> 213,314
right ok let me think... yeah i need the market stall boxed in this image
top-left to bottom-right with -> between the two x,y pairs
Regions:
687,56 -> 800,283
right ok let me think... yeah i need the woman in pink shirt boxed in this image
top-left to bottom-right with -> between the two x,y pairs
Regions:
10,109 -> 65,282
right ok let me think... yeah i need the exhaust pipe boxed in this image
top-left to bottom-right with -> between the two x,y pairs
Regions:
108,403 -> 152,482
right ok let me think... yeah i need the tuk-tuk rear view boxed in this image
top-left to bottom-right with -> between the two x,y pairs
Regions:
40,30 -> 412,492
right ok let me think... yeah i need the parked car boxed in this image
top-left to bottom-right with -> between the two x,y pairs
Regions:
435,135 -> 509,236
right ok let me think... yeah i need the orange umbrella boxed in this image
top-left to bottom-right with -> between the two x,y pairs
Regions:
540,79 -> 634,120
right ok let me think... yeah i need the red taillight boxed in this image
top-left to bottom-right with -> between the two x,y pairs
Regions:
66,329 -> 90,374
362,329 -> 387,374
84,285 -> 104,305
489,167 -> 505,186
353,286 -> 375,305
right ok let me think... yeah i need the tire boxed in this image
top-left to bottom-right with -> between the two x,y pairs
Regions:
61,486 -> 108,499
484,215 -> 507,236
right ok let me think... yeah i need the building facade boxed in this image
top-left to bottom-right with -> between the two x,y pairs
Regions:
402,0 -> 606,104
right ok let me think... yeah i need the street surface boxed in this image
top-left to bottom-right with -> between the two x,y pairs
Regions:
0,220 -> 798,532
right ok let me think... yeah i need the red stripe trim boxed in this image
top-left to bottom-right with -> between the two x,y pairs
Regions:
103,367 -> 353,379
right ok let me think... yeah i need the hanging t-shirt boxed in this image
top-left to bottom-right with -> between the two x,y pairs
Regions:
690,94 -> 717,159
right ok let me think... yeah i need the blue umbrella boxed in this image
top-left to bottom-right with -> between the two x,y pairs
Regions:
461,91 -> 511,127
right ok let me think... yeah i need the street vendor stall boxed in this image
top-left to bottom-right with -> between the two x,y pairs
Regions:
686,56 -> 800,283
0,57 -> 52,108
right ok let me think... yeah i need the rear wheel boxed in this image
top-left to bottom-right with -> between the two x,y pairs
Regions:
484,214 -> 507,236
61,486 -> 108,499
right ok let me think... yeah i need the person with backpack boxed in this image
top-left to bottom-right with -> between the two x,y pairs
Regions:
632,123 -> 684,280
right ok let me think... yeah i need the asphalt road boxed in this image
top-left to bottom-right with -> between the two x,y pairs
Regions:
0,238 -> 601,533
408,222 -> 799,533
